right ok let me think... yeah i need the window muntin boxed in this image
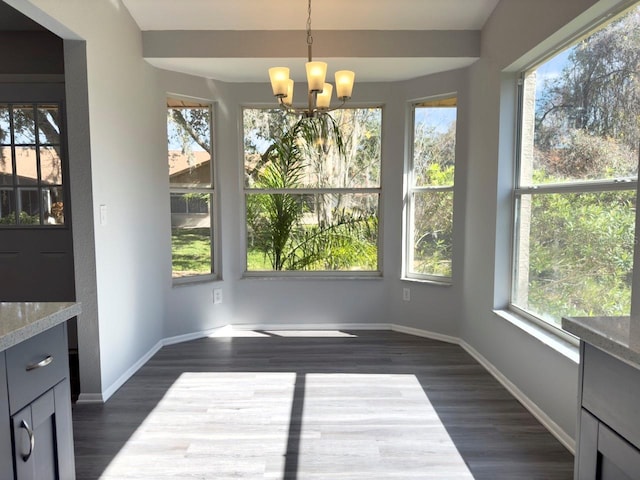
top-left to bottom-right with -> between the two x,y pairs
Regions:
0,103 -> 65,226
243,107 -> 382,274
406,96 -> 457,281
167,98 -> 216,280
512,5 -> 639,329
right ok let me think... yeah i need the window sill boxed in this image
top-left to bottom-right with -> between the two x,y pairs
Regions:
172,274 -> 221,288
241,272 -> 383,281
401,277 -> 452,287
493,309 -> 579,364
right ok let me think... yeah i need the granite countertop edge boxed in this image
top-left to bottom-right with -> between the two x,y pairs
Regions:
562,315 -> 640,370
0,302 -> 81,352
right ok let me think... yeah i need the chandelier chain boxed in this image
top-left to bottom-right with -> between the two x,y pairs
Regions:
267,0 -> 354,116
306,0 -> 313,47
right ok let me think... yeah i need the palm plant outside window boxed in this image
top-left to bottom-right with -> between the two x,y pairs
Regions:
243,108 -> 382,274
512,4 -> 640,330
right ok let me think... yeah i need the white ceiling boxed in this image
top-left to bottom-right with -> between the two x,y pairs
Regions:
122,0 -> 500,31
121,0 -> 500,82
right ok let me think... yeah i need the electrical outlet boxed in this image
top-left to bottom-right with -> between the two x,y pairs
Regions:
403,287 -> 411,302
213,288 -> 223,304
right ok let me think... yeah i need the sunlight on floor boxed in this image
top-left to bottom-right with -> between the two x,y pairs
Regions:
264,330 -> 358,337
207,326 -> 358,338
99,372 -> 473,479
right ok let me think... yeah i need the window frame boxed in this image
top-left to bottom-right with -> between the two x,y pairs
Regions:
0,100 -> 68,228
509,17 -> 639,336
404,94 -> 458,285
167,96 -> 219,284
241,105 -> 384,278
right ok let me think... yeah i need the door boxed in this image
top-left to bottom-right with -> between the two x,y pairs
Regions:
0,83 -> 75,303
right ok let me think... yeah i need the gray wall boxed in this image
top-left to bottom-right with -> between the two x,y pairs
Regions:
7,0 -> 169,398
158,72 -> 467,339
461,0 -> 637,440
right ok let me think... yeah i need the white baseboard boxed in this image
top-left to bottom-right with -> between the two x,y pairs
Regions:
231,323 -> 393,331
75,393 -> 104,404
162,325 -> 227,346
390,323 -> 459,345
459,340 -> 576,454
389,324 -> 574,453
99,340 -> 163,403
79,322 -> 575,454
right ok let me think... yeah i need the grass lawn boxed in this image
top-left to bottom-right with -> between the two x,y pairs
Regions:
172,228 -> 212,277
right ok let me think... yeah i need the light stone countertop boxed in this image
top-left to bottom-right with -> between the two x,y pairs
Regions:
562,316 -> 640,369
0,302 -> 81,352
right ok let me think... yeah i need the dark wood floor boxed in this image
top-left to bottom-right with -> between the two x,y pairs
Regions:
72,330 -> 574,479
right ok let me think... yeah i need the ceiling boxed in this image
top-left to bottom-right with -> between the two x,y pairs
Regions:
0,0 -> 500,82
121,0 -> 500,83
122,0 -> 500,31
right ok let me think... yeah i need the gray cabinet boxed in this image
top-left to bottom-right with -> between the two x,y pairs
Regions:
1,324 -> 75,480
0,354 -> 13,480
575,343 -> 640,479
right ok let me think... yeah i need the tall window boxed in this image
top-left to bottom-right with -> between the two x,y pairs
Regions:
0,103 -> 65,226
243,108 -> 382,274
167,98 -> 216,280
512,5 -> 639,330
406,96 -> 457,282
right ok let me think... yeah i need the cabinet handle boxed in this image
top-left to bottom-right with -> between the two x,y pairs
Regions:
20,420 -> 35,462
26,355 -> 53,371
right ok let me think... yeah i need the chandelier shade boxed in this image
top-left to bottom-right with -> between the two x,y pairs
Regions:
268,0 -> 355,117
268,67 -> 290,97
335,70 -> 355,100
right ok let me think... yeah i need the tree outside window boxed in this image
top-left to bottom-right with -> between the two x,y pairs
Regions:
406,96 -> 457,282
167,98 -> 216,280
512,4 -> 640,329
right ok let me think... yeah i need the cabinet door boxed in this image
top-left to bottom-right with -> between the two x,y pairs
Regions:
12,389 -> 56,480
11,382 -> 74,480
0,353 -> 13,480
576,409 -> 640,480
597,421 -> 640,480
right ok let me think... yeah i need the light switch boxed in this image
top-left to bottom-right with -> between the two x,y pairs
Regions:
99,204 -> 107,226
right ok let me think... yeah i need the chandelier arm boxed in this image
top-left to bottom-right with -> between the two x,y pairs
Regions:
277,97 -> 311,116
322,99 -> 348,114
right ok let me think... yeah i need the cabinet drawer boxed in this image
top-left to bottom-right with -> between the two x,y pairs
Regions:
582,343 -> 640,450
5,324 -> 68,414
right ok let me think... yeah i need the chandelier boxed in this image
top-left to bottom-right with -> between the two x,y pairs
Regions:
268,0 -> 355,118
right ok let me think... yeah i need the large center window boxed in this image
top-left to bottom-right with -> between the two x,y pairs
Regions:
243,108 -> 382,274
512,4 -> 639,330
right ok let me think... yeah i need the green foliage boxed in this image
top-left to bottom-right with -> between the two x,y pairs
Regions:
525,189 -> 635,324
412,188 -> 453,277
245,110 -> 380,272
0,211 -> 40,225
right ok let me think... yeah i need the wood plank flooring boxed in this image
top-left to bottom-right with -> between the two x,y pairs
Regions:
72,330 -> 574,479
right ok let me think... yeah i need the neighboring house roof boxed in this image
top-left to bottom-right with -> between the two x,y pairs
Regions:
168,150 -> 210,178
0,146 -> 62,184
